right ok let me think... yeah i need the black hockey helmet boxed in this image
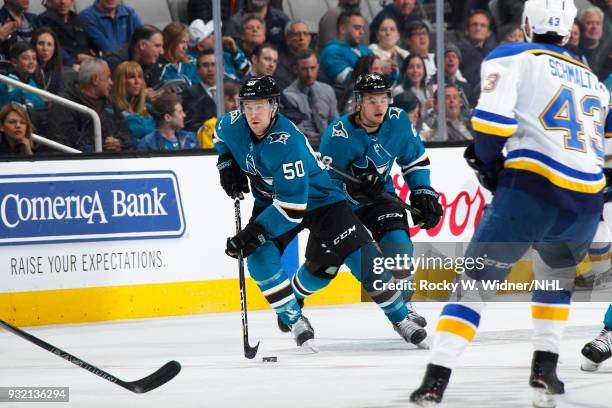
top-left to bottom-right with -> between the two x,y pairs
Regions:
353,73 -> 392,104
239,76 -> 281,101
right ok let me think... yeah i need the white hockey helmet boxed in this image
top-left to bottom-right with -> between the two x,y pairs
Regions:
522,0 -> 577,44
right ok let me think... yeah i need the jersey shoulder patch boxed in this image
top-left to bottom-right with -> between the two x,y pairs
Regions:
388,107 -> 402,120
268,131 -> 291,145
332,121 -> 349,138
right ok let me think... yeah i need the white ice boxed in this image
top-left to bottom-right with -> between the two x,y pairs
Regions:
1,302 -> 611,408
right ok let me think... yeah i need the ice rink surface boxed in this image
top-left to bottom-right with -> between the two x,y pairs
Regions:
1,301 -> 611,408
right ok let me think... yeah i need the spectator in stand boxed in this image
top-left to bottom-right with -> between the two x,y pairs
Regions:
188,19 -> 249,82
565,19 -> 589,65
426,84 -> 473,142
391,92 -> 430,138
138,93 -> 200,151
246,42 -> 278,79
237,13 -> 265,57
0,0 -> 40,58
592,0 -> 611,40
225,0 -> 289,49
405,21 -> 436,82
31,27 -> 64,94
339,54 -> 383,114
459,9 -> 495,87
159,22 -> 199,88
39,0 -> 92,69
182,49 -> 217,132
50,58 -> 132,152
111,61 -> 155,145
318,0 -> 369,51
579,6 -> 609,79
80,0 -> 142,54
499,24 -> 525,43
0,42 -> 44,110
104,24 -> 164,91
320,10 -> 372,87
369,0 -> 428,44
281,50 -> 338,150
392,54 -> 433,124
0,102 -> 34,155
428,44 -> 473,115
276,20 -> 312,91
369,17 -> 407,87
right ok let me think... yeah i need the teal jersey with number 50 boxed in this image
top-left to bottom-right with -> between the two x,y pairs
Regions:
471,42 -> 610,213
214,111 -> 345,238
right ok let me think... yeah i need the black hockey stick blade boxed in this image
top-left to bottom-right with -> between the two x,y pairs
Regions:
0,319 -> 181,394
244,341 -> 260,359
119,360 -> 182,393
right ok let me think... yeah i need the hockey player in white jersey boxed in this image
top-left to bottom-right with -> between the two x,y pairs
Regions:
410,0 -> 610,406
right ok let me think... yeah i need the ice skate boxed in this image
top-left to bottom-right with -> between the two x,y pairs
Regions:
410,363 -> 451,406
277,298 -> 305,333
393,315 -> 428,348
290,315 -> 318,352
581,328 -> 612,372
407,302 -> 427,327
530,351 -> 564,408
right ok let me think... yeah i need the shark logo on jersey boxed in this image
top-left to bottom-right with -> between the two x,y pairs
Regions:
245,151 -> 274,194
332,121 -> 348,138
269,132 -> 290,144
245,152 -> 258,176
353,142 -> 393,177
388,107 -> 401,120
230,110 -> 241,124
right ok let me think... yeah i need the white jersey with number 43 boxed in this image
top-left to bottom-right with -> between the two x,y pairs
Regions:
472,42 -> 610,210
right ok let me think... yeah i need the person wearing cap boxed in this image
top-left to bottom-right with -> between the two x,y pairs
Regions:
275,20 -> 313,91
369,0 -> 428,44
405,20 -> 437,83
187,18 -> 249,82
427,43 -> 474,116
458,9 -> 496,87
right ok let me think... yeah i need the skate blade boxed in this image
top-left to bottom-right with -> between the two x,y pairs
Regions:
301,339 -> 319,353
416,337 -> 430,350
410,397 -> 439,407
580,356 -> 601,372
532,388 -> 557,408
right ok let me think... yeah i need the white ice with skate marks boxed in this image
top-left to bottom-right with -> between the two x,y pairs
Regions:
1,302 -> 611,408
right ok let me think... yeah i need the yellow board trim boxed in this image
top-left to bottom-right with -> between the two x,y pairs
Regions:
436,318 -> 476,341
471,119 -> 516,137
505,160 -> 605,193
0,271 -> 361,327
531,305 -> 570,321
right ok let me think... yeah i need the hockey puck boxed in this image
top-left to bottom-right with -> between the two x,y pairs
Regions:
262,356 -> 277,362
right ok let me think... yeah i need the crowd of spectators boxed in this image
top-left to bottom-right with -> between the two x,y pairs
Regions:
0,0 -> 608,155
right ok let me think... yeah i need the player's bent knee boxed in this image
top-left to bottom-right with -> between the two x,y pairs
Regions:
304,260 -> 339,280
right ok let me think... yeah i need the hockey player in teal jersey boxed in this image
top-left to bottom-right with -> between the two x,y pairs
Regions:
313,73 -> 442,327
214,76 -> 428,349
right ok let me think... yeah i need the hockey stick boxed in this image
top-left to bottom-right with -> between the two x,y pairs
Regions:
234,197 -> 260,359
0,319 -> 181,393
324,162 -> 422,217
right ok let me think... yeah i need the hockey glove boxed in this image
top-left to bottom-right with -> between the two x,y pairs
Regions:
225,221 -> 268,259
410,186 -> 443,230
346,173 -> 386,204
217,154 -> 250,199
464,143 -> 504,193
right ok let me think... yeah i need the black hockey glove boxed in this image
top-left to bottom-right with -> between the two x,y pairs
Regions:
225,221 -> 268,259
410,186 -> 443,230
346,173 -> 386,204
217,154 -> 249,199
464,143 -> 504,193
